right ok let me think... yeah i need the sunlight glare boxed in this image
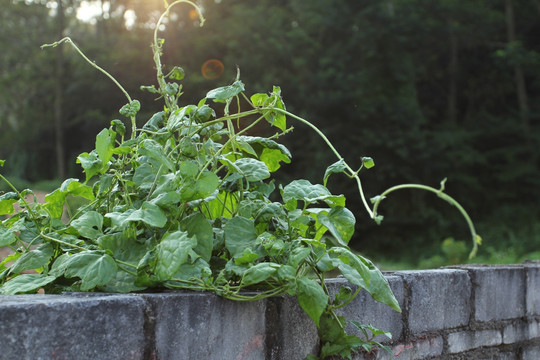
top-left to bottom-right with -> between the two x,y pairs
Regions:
202,59 -> 224,80
76,1 -> 108,24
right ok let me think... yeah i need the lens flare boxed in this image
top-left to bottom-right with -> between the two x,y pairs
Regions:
189,9 -> 199,21
201,59 -> 224,80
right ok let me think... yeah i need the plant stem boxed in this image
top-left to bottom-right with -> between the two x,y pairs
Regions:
41,38 -> 137,138
371,183 -> 480,258
271,107 -> 374,218
40,232 -> 87,251
152,0 -> 205,111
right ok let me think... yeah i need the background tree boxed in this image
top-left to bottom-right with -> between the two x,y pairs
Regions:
2,0 -> 539,267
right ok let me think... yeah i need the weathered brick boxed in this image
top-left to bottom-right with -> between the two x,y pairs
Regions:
502,320 -> 527,344
447,329 -> 502,353
140,292 -> 268,360
0,294 -> 146,360
396,269 -> 471,334
265,294 -> 319,360
522,344 -> 540,360
528,318 -> 540,340
475,351 -> 518,360
525,262 -> 540,316
463,265 -> 526,322
352,336 -> 443,360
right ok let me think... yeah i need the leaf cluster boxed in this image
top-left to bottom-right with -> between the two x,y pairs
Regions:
0,3 -> 399,358
0,2 -> 479,358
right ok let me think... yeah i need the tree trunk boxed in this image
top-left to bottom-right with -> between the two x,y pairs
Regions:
54,0 -> 66,179
505,0 -> 530,131
447,24 -> 458,124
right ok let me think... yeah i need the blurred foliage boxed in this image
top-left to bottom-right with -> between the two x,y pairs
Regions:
1,0 -> 539,267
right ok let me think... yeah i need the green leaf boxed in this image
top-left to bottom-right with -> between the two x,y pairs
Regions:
250,93 -> 269,107
260,148 -> 291,172
262,86 -> 287,131
150,191 -> 182,208
324,159 -> 347,186
77,151 -> 102,182
60,178 -> 95,199
179,161 -> 199,178
168,66 -> 185,80
296,277 -> 328,326
71,211 -> 103,239
332,285 -> 353,306
111,119 -> 126,137
0,192 -> 18,215
0,274 -> 56,295
45,179 -> 94,218
133,163 -> 157,189
241,262 -> 279,286
9,243 -> 54,274
179,171 -> 220,202
317,207 -> 356,246
236,140 -> 258,157
329,248 -> 401,312
119,100 -> 141,117
282,180 -> 344,207
288,245 -> 311,268
125,201 -> 167,228
164,82 -> 180,96
234,248 -> 260,265
155,230 -> 197,281
63,251 -> 118,291
179,213 -> 213,262
0,226 -> 17,247
235,136 -> 292,158
206,81 -> 245,101
203,191 -> 237,219
96,128 -> 116,170
143,111 -> 165,131
193,105 -> 214,123
362,157 -> 375,169
350,322 -> 392,340
224,216 -> 257,258
100,269 -> 147,293
98,233 -> 150,292
282,180 -> 330,203
139,139 -> 175,171
167,106 -> 193,131
169,257 -> 212,283
233,158 -> 270,182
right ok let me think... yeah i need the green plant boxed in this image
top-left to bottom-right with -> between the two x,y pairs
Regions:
0,2 -> 480,359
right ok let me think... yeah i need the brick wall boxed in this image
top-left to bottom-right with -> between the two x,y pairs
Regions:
0,263 -> 538,359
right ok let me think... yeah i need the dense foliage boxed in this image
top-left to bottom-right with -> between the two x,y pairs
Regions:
1,0 -> 539,266
0,2 -> 423,358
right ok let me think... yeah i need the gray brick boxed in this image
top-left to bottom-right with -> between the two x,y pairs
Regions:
523,344 -> 540,360
502,320 -> 527,344
352,336 -> 443,360
140,292 -> 268,360
525,262 -> 540,316
396,269 -> 471,334
528,318 -> 540,339
463,265 -> 526,322
266,295 -> 319,360
447,329 -> 502,353
326,275 -> 404,343
381,336 -> 443,360
0,294 -> 146,360
475,351 -> 518,360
